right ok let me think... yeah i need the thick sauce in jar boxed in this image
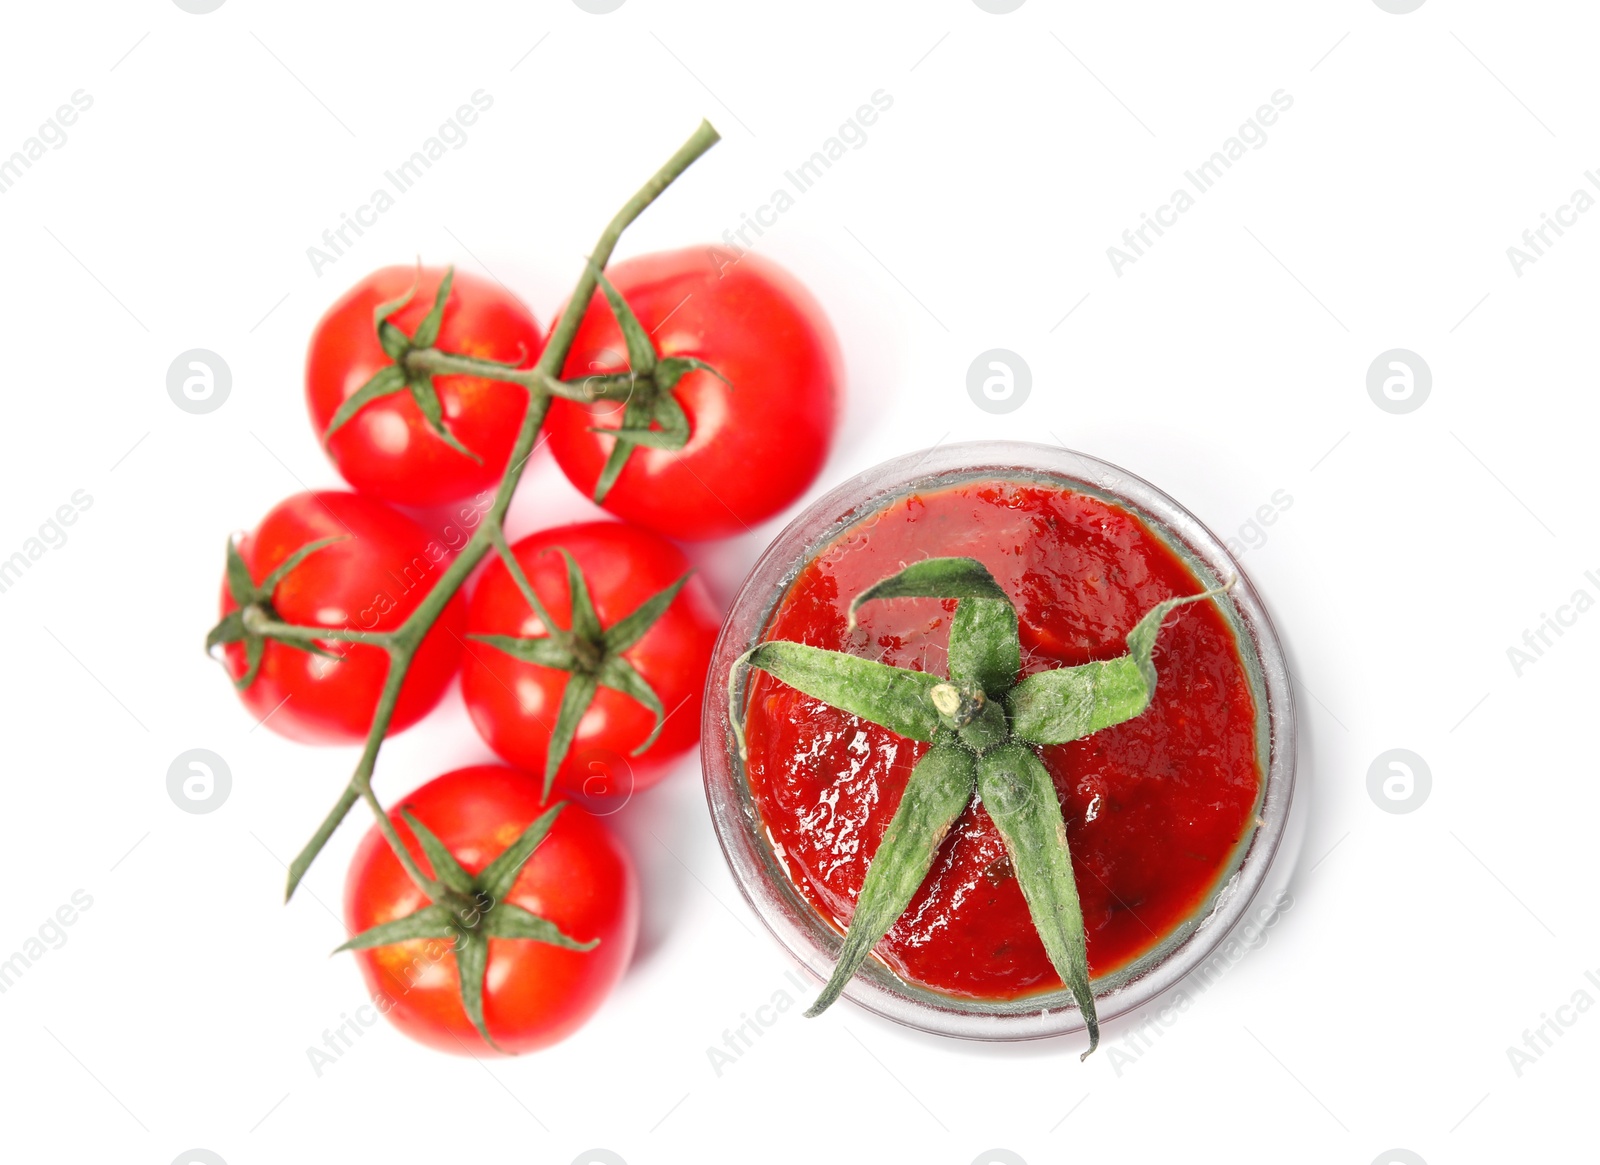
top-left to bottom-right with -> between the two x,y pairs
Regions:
742,479 -> 1261,998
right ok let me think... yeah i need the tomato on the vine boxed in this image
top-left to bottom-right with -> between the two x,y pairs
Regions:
213,490 -> 465,744
343,765 -> 638,1055
545,247 -> 841,540
307,266 -> 544,507
462,520 -> 719,800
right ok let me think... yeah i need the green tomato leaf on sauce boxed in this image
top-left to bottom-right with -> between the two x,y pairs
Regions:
730,641 -> 948,757
848,557 -> 1021,698
847,556 -> 1011,626
977,743 -> 1098,1058
805,742 -> 976,1017
947,598 -> 1021,698
1008,587 -> 1228,746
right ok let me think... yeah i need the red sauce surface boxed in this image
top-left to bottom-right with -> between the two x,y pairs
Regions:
742,479 -> 1262,999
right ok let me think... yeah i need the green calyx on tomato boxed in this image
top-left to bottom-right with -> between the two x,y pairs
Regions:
471,531 -> 692,798
728,556 -> 1233,1059
205,534 -> 347,689
337,801 -> 596,1052
322,266 -> 518,463
576,268 -> 728,503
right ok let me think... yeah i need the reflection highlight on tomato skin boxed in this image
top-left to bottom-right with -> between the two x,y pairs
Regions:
743,480 -> 1262,1000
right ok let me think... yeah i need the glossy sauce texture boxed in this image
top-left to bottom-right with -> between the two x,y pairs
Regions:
742,480 -> 1261,999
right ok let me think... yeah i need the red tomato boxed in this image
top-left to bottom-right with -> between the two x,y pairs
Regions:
344,765 -> 638,1054
306,266 -> 544,507
218,491 -> 465,744
462,521 -> 719,800
545,247 -> 841,540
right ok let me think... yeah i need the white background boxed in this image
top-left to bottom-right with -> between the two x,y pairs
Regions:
0,2 -> 1594,1163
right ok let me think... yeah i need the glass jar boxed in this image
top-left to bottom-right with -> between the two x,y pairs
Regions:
701,440 -> 1298,1040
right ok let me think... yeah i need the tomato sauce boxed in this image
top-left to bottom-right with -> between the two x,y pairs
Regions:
741,479 -> 1262,999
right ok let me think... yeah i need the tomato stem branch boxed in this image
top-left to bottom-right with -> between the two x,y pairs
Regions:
282,119 -> 721,901
240,607 -> 396,648
401,349 -> 640,404
357,776 -> 442,901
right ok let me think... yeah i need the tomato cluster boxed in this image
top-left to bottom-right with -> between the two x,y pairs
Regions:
209,237 -> 840,1054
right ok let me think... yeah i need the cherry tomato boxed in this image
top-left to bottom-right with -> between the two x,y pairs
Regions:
462,521 -> 720,800
307,266 -> 544,507
218,490 -> 466,744
344,765 -> 638,1054
545,247 -> 841,540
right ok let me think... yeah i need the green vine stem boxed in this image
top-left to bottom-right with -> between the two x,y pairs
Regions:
401,350 -> 640,404
278,119 -> 722,901
237,608 -> 394,647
